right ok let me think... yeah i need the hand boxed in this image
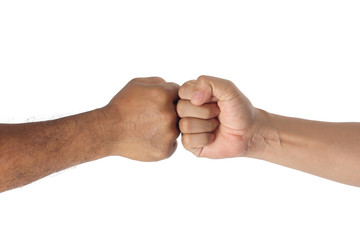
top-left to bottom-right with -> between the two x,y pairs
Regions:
101,77 -> 180,161
177,75 -> 256,158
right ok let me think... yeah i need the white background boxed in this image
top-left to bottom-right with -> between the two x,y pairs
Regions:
1,0 -> 360,239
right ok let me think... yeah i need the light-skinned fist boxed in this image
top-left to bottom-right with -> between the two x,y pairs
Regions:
177,75 -> 257,158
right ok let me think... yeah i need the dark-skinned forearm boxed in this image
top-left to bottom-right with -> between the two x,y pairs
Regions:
0,109 -> 110,192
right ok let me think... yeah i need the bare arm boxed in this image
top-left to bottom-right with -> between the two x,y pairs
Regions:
177,75 -> 360,187
248,110 -> 360,186
0,110 -> 108,192
0,77 -> 180,193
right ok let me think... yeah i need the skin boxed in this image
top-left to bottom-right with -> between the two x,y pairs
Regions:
177,75 -> 360,187
0,77 -> 180,193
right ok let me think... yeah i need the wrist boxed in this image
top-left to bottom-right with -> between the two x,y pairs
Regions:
244,108 -> 282,159
87,107 -> 116,158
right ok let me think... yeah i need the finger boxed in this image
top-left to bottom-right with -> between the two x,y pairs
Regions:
191,75 -> 241,105
177,100 -> 219,119
182,132 -> 215,149
179,117 -> 219,134
178,80 -> 196,100
131,77 -> 166,85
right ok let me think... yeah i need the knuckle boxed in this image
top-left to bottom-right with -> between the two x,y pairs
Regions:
222,79 -> 232,85
178,86 -> 186,98
179,81 -> 195,99
151,87 -> 169,102
225,79 -> 237,90
197,75 -> 207,83
152,76 -> 164,81
183,80 -> 194,88
176,100 -> 186,117
179,118 -> 189,133
198,133 -> 209,146
176,105 -> 183,117
129,78 -> 140,83
181,134 -> 191,148
166,82 -> 180,90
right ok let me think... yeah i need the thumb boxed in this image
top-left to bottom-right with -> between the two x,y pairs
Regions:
191,75 -> 241,106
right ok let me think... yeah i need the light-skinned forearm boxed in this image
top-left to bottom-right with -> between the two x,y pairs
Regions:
248,109 -> 360,187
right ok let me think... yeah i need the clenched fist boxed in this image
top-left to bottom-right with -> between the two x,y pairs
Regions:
102,77 -> 180,161
0,77 -> 180,192
177,75 -> 256,158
